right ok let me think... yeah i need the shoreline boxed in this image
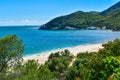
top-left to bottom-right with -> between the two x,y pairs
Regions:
23,42 -> 105,64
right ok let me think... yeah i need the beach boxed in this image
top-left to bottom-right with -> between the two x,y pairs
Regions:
23,43 -> 104,64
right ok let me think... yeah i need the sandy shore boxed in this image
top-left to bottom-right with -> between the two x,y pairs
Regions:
23,43 -> 104,64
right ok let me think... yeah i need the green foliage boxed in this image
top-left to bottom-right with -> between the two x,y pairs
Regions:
1,34 -> 120,80
0,34 -> 24,79
40,1 -> 120,31
38,65 -> 55,80
15,60 -> 40,80
66,39 -> 120,80
45,50 -> 74,80
15,60 -> 55,80
101,1 -> 120,15
0,35 -> 55,80
99,38 -> 120,57
102,56 -> 120,80
66,52 -> 105,80
40,11 -> 103,30
96,8 -> 120,31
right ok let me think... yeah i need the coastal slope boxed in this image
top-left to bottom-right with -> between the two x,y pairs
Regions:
39,1 -> 120,30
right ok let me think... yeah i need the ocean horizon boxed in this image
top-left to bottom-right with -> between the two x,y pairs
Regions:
0,26 -> 120,56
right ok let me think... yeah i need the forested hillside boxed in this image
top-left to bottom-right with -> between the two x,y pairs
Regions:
39,1 -> 120,31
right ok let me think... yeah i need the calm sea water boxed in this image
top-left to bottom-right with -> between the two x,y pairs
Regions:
0,26 -> 120,56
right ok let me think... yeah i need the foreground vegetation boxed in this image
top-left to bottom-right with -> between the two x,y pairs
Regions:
0,35 -> 120,80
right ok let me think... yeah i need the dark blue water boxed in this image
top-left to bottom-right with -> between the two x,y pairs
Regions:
0,26 -> 120,56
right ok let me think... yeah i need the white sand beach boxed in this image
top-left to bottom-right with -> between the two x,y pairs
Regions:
23,43 -> 104,64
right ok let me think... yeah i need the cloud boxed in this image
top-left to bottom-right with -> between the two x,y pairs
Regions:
21,19 -> 40,23
0,19 -> 41,25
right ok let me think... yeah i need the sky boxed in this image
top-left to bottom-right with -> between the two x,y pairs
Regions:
0,0 -> 119,26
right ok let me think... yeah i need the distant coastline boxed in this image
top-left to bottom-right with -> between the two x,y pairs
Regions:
39,2 -> 120,31
0,26 -> 119,56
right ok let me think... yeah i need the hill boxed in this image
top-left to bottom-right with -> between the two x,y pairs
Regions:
39,1 -> 120,30
40,11 -> 103,30
96,8 -> 120,30
101,1 -> 120,15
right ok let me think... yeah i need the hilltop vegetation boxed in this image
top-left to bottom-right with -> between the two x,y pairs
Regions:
100,1 -> 120,15
40,1 -> 120,31
40,11 -> 103,30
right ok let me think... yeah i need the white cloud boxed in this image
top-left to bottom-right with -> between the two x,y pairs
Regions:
0,19 -> 41,26
21,19 -> 40,23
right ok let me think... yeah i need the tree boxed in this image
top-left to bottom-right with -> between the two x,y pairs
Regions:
46,50 -> 74,80
102,56 -> 120,80
0,34 -> 24,73
15,60 -> 55,80
38,65 -> 55,80
99,38 -> 120,57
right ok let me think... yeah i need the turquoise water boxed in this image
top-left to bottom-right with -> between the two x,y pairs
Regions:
0,26 -> 120,56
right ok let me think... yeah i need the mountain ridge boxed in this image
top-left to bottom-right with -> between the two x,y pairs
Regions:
39,1 -> 120,31
100,1 -> 120,15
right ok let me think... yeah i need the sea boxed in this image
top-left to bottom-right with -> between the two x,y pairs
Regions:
0,26 -> 120,56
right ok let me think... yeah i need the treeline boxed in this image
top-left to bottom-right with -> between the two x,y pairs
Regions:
39,1 -> 120,31
40,11 -> 103,30
1,35 -> 120,80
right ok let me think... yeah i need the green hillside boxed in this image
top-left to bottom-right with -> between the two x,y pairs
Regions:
39,1 -> 120,30
100,1 -> 120,15
40,11 -> 103,30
